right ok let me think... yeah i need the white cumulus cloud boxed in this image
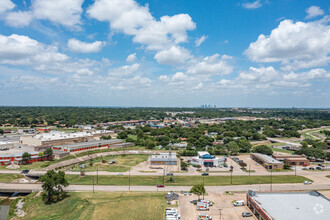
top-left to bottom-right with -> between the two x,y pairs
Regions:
154,46 -> 191,65
126,53 -> 137,62
245,18 -> 330,70
187,54 -> 233,76
68,38 -> 105,53
0,0 -> 15,14
242,0 -> 262,9
4,0 -> 84,28
195,35 -> 207,47
87,0 -> 195,62
305,6 -> 324,19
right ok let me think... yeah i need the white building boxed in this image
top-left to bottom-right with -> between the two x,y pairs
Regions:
150,152 -> 177,165
190,151 -> 225,167
173,143 -> 187,148
0,141 -> 14,150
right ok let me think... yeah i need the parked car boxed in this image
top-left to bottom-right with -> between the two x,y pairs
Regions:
317,164 -> 324,167
304,181 -> 312,185
21,169 -> 29,174
198,213 -> 212,220
316,167 -> 322,170
157,184 -> 165,188
190,200 -> 198,204
233,200 -> 245,206
223,164 -> 228,168
201,173 -> 209,176
242,212 -> 253,217
309,167 -> 315,170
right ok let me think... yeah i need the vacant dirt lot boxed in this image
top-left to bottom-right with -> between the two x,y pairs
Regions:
178,192 -> 256,220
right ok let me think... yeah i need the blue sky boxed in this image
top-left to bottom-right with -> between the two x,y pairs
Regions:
0,0 -> 329,107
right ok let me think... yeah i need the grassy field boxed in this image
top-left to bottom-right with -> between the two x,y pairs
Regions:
127,134 -> 138,141
66,175 -> 310,186
13,192 -> 166,220
71,154 -> 149,172
0,174 -> 23,182
271,148 -> 294,154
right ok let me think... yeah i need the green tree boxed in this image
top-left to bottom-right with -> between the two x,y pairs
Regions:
44,147 -> 53,156
0,129 -> 3,135
252,145 -> 273,155
226,141 -> 239,155
190,184 -> 206,200
181,161 -> 188,170
40,170 -> 69,204
237,139 -> 252,153
22,152 -> 31,161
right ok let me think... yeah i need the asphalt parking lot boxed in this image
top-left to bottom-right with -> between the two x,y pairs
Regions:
178,192 -> 256,220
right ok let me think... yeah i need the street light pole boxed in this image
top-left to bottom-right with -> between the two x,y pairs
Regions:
219,209 -> 222,220
295,164 -> 297,176
93,176 -> 95,194
230,166 -> 233,185
270,167 -> 272,192
97,168 -> 98,185
249,165 -> 251,177
203,177 -> 205,200
129,170 -> 131,192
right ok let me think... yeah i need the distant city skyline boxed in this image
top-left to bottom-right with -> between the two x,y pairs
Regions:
0,0 -> 329,108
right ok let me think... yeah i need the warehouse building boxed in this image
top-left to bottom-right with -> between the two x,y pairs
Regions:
190,151 -> 226,167
19,130 -> 114,146
0,151 -> 53,166
272,154 -> 310,166
250,153 -> 283,169
150,152 -> 177,165
247,190 -> 330,220
0,141 -> 14,150
52,139 -> 128,152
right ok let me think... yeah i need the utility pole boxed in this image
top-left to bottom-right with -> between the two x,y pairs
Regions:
157,176 -> 158,191
93,176 -> 95,194
163,168 -> 165,185
129,170 -> 131,192
203,177 -> 205,200
295,164 -> 297,176
270,167 -> 273,192
97,168 -> 98,185
230,166 -> 233,185
219,209 -> 222,220
249,165 -> 251,177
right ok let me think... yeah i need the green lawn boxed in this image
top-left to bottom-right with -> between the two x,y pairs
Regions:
14,192 -> 166,220
0,174 -> 23,182
71,154 -> 149,172
271,148 -> 294,154
127,134 -> 138,141
66,175 -> 310,186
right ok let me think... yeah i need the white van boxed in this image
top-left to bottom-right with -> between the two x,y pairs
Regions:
233,200 -> 245,206
197,202 -> 209,211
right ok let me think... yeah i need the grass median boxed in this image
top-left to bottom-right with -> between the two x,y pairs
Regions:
66,175 -> 310,186
0,174 -> 23,182
14,191 -> 166,220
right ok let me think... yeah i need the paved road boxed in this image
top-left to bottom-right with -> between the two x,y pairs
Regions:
266,137 -> 302,147
0,182 -> 329,193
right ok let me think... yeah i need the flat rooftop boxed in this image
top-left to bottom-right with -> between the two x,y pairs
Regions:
251,153 -> 282,164
28,130 -> 112,141
150,153 -> 177,159
249,190 -> 330,220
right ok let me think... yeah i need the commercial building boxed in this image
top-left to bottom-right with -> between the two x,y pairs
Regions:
0,151 -> 53,166
150,152 -> 177,165
52,139 -> 129,152
247,190 -> 330,220
0,141 -> 14,150
19,130 -> 114,146
190,151 -> 225,167
250,153 -> 283,169
272,154 -> 310,166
